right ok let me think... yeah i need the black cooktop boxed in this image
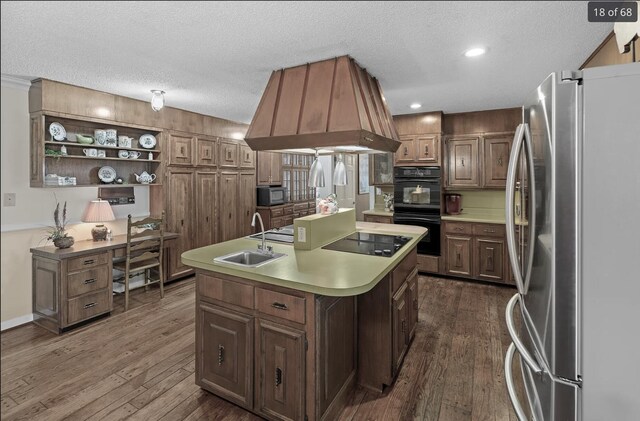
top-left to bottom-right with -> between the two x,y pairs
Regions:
322,232 -> 412,257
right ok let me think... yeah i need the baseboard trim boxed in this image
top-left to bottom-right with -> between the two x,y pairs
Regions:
1,314 -> 34,331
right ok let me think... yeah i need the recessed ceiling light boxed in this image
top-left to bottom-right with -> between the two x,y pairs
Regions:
464,47 -> 486,57
410,103 -> 422,109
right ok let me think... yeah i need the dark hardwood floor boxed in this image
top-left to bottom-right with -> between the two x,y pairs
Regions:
1,275 -> 520,420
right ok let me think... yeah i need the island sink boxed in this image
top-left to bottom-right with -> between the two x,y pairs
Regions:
213,250 -> 287,268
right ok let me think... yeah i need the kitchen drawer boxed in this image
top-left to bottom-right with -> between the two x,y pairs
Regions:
283,205 -> 294,215
198,274 -> 254,310
392,247 -> 418,294
66,290 -> 111,325
444,222 -> 472,235
67,252 -> 110,273
283,215 -> 294,226
270,207 -> 284,218
67,265 -> 110,298
472,223 -> 505,238
363,214 -> 393,224
417,254 -> 439,273
293,203 -> 308,212
271,217 -> 285,228
298,210 -> 309,217
255,288 -> 306,324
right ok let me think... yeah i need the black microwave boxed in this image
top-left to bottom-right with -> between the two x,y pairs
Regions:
257,186 -> 287,206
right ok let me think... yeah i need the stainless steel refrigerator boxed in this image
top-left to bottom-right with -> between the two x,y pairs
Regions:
503,63 -> 640,421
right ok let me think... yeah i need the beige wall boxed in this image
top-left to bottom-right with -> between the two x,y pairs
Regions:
0,82 -> 150,328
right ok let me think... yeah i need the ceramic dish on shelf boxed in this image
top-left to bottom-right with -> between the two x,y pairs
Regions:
138,134 -> 157,149
49,122 -> 67,141
75,134 -> 94,145
98,166 -> 117,183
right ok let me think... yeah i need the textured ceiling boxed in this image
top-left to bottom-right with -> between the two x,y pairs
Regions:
1,1 -> 611,123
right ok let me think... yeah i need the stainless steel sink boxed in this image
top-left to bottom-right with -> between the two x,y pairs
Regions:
213,250 -> 287,268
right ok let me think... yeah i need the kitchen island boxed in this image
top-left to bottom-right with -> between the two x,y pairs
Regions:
182,221 -> 427,421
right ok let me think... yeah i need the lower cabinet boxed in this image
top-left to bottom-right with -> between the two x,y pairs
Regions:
443,221 -> 513,285
358,249 -> 418,392
363,213 -> 393,224
197,302 -> 253,408
195,272 -> 359,421
256,319 -> 305,421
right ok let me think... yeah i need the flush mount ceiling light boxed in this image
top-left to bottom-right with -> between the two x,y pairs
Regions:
150,90 -> 165,112
410,103 -> 422,109
464,47 -> 486,57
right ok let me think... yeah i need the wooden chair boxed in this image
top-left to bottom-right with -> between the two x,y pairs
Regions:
113,212 -> 165,311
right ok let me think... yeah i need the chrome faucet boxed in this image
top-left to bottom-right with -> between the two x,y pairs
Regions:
251,212 -> 272,254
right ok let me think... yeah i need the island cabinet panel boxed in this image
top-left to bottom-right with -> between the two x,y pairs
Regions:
197,302 -> 253,409
256,319 -> 306,421
358,247 -> 418,392
407,270 -> 419,340
32,257 -> 60,332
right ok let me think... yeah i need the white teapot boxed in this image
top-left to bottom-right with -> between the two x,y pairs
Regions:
134,171 -> 156,184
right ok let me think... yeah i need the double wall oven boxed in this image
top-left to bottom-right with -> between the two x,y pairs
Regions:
393,166 -> 441,256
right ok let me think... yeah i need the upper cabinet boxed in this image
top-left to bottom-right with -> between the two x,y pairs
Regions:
257,151 -> 283,186
482,133 -> 511,187
392,111 -> 443,167
445,135 -> 480,188
168,133 -> 196,166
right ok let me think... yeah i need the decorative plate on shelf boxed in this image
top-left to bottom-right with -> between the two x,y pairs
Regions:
49,122 -> 67,141
138,134 -> 157,149
98,166 -> 117,183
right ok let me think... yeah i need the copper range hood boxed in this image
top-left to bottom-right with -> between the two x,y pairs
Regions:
245,55 -> 400,154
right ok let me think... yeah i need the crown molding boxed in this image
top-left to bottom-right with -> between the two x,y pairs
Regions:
1,74 -> 31,91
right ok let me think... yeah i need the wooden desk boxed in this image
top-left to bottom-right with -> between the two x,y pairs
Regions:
30,233 -> 179,334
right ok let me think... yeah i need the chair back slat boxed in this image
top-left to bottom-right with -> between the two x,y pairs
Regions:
129,251 -> 161,264
125,212 -> 165,264
131,228 -> 161,239
130,239 -> 161,252
131,216 -> 162,228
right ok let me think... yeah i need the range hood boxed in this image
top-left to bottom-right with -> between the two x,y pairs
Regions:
245,55 -> 400,154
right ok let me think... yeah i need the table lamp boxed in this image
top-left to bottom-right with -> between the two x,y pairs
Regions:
83,199 -> 115,241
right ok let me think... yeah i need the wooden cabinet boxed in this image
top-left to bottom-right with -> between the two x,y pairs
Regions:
444,132 -> 514,189
358,248 -> 418,392
257,152 -> 283,186
443,221 -> 513,285
168,133 -> 196,166
407,271 -> 419,340
31,251 -> 113,333
166,168 -> 195,278
220,138 -> 239,168
195,272 -> 357,421
239,173 -> 257,237
196,171 -> 217,248
394,134 -> 441,166
446,136 -> 480,187
256,319 -> 306,421
482,134 -> 511,187
196,302 -> 253,408
196,137 -> 218,167
219,172 -> 239,242
257,201 -> 314,230
363,213 -> 393,224
240,145 -> 256,169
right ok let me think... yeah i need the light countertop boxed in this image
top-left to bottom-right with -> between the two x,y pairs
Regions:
362,209 -> 394,217
441,208 -> 528,225
182,222 -> 426,297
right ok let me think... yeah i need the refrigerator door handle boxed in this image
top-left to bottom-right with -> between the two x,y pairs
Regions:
505,343 -> 529,421
506,293 -> 542,374
506,124 -> 526,294
521,124 -> 536,294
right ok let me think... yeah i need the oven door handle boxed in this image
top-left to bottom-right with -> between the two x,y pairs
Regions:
393,216 -> 441,224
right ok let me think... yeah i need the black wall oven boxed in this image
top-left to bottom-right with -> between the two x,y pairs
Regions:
393,166 -> 441,256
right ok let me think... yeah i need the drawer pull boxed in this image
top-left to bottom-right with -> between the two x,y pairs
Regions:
83,259 -> 95,265
484,229 -> 496,233
83,302 -> 97,309
271,302 -> 288,311
84,278 -> 96,284
455,227 -> 463,231
275,367 -> 282,387
218,345 -> 225,365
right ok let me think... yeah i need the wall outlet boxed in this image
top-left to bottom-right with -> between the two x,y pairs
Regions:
3,193 -> 16,207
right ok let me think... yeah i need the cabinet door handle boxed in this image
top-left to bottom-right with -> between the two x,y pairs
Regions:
84,278 -> 96,285
271,302 -> 288,310
455,227 -> 463,231
83,259 -> 95,265
181,219 -> 184,227
456,250 -> 462,267
275,367 -> 282,387
83,302 -> 97,309
402,320 -> 406,333
206,216 -> 209,223
498,156 -> 503,166
180,146 -> 185,156
487,247 -> 494,271
404,146 -> 408,156
483,229 -> 496,233
414,299 -> 418,310
425,145 -> 429,155
461,158 -> 465,167
218,345 -> 224,365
